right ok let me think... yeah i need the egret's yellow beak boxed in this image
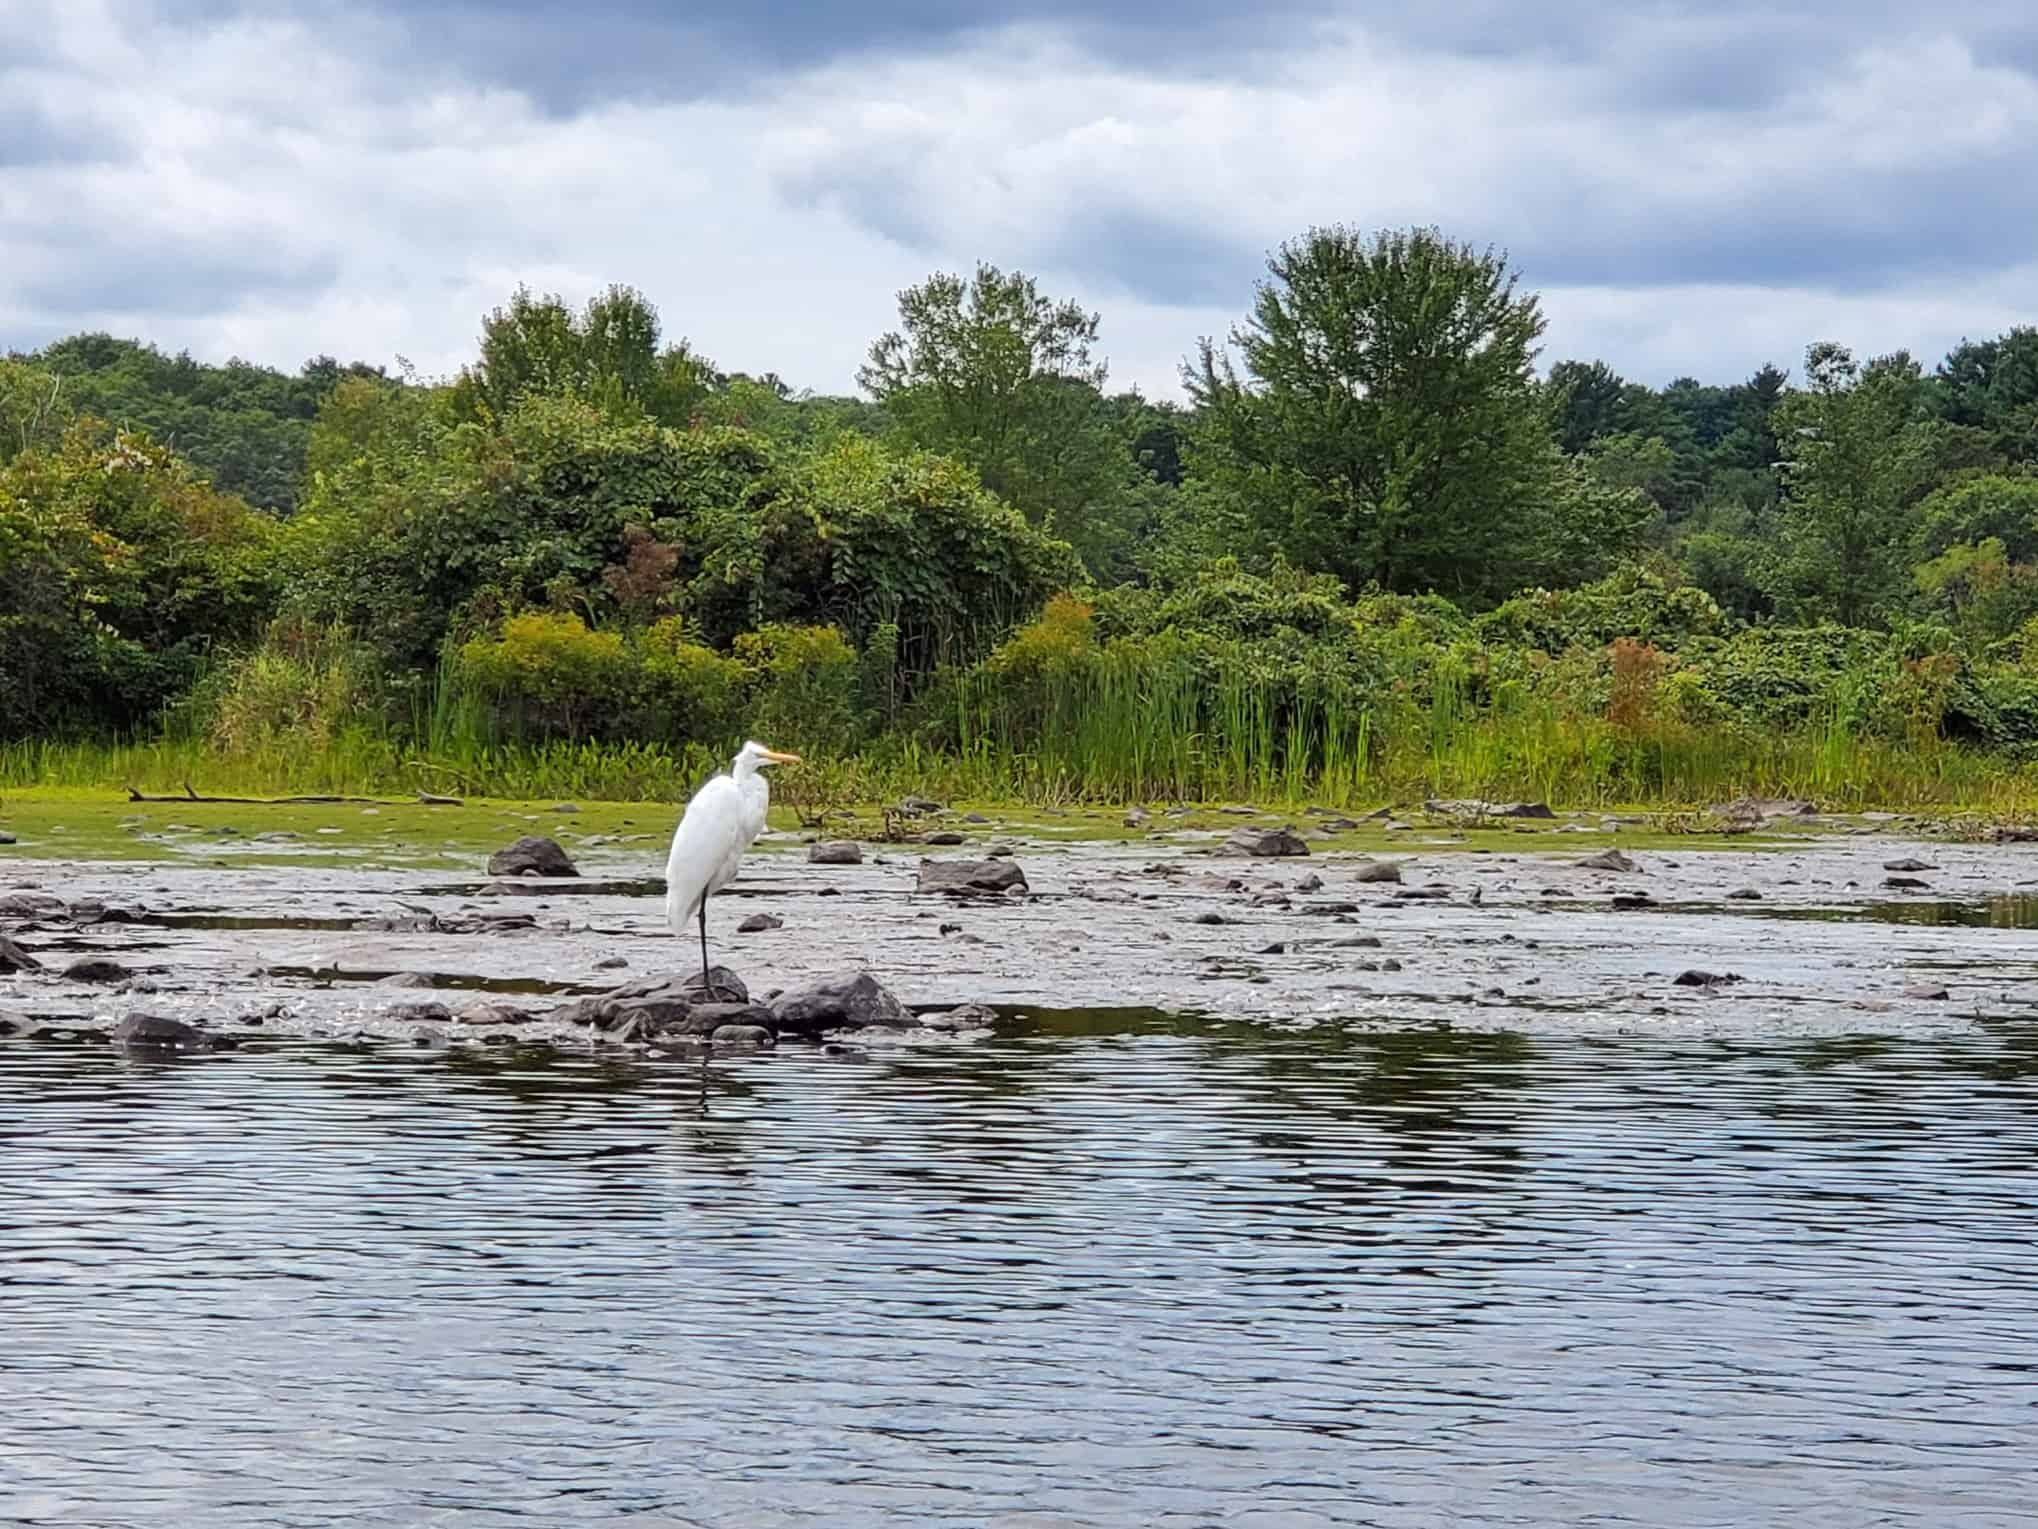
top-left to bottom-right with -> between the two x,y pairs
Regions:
762,748 -> 803,764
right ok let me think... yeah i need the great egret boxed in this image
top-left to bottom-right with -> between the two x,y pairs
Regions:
665,739 -> 801,1000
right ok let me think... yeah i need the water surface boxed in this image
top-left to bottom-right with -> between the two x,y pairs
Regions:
4,1017 -> 2036,1526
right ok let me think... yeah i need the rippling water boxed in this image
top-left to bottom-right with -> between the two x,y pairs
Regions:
5,1015 -> 2036,1527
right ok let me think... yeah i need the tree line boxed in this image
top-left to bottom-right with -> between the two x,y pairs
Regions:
4,223 -> 2037,759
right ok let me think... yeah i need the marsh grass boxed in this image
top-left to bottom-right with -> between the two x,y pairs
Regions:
7,657 -> 2037,813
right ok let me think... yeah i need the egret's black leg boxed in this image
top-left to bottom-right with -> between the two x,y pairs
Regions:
697,896 -> 738,1003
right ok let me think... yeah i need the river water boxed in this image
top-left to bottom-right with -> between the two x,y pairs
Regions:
4,1014 -> 2035,1527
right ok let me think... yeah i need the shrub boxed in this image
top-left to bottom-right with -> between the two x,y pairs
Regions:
637,616 -> 743,744
732,623 -> 864,755
457,610 -> 633,738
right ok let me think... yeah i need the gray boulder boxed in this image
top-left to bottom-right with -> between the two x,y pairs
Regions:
1425,798 -> 1555,820
0,892 -> 66,919
808,840 -> 863,865
1352,859 -> 1403,884
917,858 -> 1028,894
486,836 -> 579,878
1578,848 -> 1637,872
710,1024 -> 775,1048
679,1001 -> 776,1035
0,934 -> 41,973
770,972 -> 912,1038
1224,826 -> 1309,857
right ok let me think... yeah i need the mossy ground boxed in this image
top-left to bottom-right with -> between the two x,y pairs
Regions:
0,786 -> 1818,872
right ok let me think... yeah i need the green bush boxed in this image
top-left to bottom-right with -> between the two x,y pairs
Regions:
457,611 -> 634,739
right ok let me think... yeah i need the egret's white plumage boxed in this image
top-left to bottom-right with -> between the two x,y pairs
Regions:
665,739 -> 800,994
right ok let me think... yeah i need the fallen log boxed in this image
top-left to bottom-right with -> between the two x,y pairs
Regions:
124,783 -> 462,806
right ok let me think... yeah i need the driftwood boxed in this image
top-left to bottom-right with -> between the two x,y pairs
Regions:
124,783 -> 462,806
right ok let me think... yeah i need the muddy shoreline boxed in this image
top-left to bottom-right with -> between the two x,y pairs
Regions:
7,810 -> 2038,1054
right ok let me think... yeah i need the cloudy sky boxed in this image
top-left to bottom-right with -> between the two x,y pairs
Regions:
3,0 -> 2036,397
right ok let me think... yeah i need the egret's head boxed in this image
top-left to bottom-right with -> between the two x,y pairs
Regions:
738,739 -> 802,770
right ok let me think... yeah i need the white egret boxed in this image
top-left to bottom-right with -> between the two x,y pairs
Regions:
665,739 -> 801,999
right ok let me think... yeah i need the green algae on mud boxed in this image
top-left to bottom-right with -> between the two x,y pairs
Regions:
2,785 -> 1826,871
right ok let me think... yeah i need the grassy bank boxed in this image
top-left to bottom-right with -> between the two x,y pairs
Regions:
5,708 -> 2036,816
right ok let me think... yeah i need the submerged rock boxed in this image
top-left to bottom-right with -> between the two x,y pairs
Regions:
1673,969 -> 1741,987
710,1023 -> 774,1048
486,836 -> 578,878
917,858 -> 1028,894
680,1000 -> 776,1035
1224,826 -> 1310,857
0,934 -> 42,973
1903,983 -> 1951,1001
770,971 -> 912,1038
1883,858 -> 1937,873
453,1000 -> 535,1027
736,913 -> 784,933
1577,848 -> 1638,872
924,831 -> 968,846
63,957 -> 132,984
1352,859 -> 1403,884
112,1012 -> 209,1051
894,795 -> 945,817
1883,875 -> 1931,891
808,840 -> 863,865
1726,888 -> 1764,900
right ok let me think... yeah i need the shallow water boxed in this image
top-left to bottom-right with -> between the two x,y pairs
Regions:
5,1019 -> 2037,1527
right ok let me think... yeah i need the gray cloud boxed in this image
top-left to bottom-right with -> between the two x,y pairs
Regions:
2,0 -> 2034,400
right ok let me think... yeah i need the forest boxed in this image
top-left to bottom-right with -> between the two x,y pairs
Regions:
6,224 -> 2038,809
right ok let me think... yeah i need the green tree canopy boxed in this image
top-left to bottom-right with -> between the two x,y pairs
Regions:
1185,224 -> 1579,603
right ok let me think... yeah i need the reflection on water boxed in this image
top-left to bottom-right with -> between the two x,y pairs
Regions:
3,1018 -> 2035,1527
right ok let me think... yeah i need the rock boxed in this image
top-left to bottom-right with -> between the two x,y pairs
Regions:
0,832 -> 14,845
710,1023 -> 775,1048
1224,826 -> 1309,857
1611,891 -> 1655,909
1578,848 -> 1637,872
1189,911 -> 1228,926
1352,860 -> 1403,884
63,957 -> 132,983
917,858 -> 1028,894
919,1002 -> 999,1031
924,831 -> 968,846
1673,969 -> 1741,987
1295,872 -> 1324,893
1425,798 -> 1555,820
894,795 -> 945,817
486,836 -> 578,878
388,1000 -> 454,1024
594,954 -> 629,970
736,913 -> 784,933
1713,796 -> 1815,826
1883,876 -> 1931,891
770,971 -> 911,1038
453,1000 -> 534,1026
1380,957 -> 1402,972
374,971 -> 439,988
962,813 -> 991,824
1296,901 -> 1361,915
0,934 -> 41,973
1903,983 -> 1950,1000
679,1001 -> 776,1035
67,900 -> 141,925
1329,935 -> 1383,948
808,840 -> 863,865
679,965 -> 750,1004
550,802 -> 581,814
1254,941 -> 1286,955
1124,807 -> 1149,827
1391,888 -> 1450,901
1883,857 -> 1937,872
112,1012 -> 208,1051
0,891 -> 66,919
1726,888 -> 1763,900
